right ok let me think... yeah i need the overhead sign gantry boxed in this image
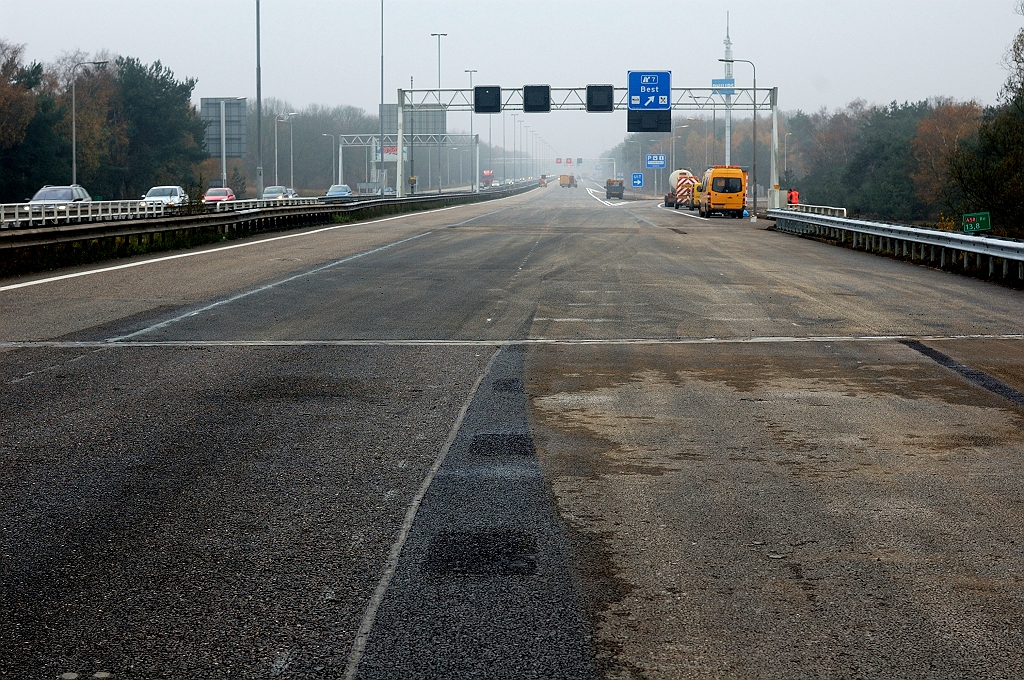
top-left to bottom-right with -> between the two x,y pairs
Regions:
393,76 -> 780,207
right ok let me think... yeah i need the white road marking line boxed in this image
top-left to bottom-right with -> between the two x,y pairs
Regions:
627,212 -> 659,228
447,205 -> 510,226
107,232 -> 431,341
0,194 -> 528,294
342,347 -> 501,680
658,204 -> 709,221
584,187 -> 628,207
3,334 -> 1021,349
533,318 -> 614,322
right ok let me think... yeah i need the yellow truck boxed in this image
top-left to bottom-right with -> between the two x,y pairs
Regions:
698,165 -> 747,218
559,174 -> 577,188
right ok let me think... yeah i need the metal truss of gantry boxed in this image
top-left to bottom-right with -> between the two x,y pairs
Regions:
339,133 -> 478,194
394,86 -> 781,207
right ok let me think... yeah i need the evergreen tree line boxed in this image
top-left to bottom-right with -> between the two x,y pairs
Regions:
0,42 -> 207,202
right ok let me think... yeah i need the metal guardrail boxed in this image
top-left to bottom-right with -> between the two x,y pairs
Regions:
769,207 -> 1024,280
0,197 -> 326,229
784,204 -> 847,217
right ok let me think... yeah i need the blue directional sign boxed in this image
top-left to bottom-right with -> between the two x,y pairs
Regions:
631,173 -> 644,187
712,78 -> 735,96
646,154 -> 666,169
628,71 -> 672,110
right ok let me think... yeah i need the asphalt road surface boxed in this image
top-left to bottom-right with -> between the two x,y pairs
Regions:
2,182 -> 1023,679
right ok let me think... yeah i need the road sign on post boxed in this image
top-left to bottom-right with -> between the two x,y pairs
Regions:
631,173 -> 644,187
963,212 -> 992,233
646,154 -> 666,169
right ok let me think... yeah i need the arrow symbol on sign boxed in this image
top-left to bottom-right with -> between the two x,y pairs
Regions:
645,95 -> 655,106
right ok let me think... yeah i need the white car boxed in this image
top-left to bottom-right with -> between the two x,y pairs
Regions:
140,186 -> 189,207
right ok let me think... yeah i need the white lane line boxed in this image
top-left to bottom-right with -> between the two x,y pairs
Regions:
533,318 -> 614,322
107,232 -> 431,341
448,205 -> 510,226
342,347 -> 501,680
4,334 -> 1022,349
658,204 -> 710,221
0,193 -> 529,294
584,187 -> 628,207
627,212 -> 659,228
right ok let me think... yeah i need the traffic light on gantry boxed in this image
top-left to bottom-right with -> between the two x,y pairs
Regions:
474,86 -> 501,114
523,85 -> 551,113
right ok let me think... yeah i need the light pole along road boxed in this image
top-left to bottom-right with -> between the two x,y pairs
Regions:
71,60 -> 108,186
2,187 -> 1024,678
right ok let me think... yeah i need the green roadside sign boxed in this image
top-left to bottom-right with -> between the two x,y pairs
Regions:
963,212 -> 991,233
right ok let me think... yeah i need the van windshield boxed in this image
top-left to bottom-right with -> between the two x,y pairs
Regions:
712,177 -> 743,194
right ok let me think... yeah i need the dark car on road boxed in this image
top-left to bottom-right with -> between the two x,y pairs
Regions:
319,184 -> 355,204
27,185 -> 93,208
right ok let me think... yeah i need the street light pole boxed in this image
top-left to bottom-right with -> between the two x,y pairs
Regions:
322,133 -> 336,186
255,0 -> 264,196
511,113 -> 518,182
274,115 -> 280,186
721,57 -> 756,219
431,32 -> 447,193
288,112 -> 296,190
465,69 -> 477,190
785,131 -> 792,175
71,60 -> 107,185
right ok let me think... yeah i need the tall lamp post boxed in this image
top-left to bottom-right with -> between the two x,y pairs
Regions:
671,124 -> 689,173
465,69 -> 477,190
785,132 -> 792,175
322,133 -> 336,185
255,0 -> 263,196
288,112 -> 296,190
71,60 -> 108,185
510,113 -> 518,182
431,32 -> 447,193
274,112 -> 297,187
720,57 -> 756,219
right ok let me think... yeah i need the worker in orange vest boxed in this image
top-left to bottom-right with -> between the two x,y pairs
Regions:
787,189 -> 800,205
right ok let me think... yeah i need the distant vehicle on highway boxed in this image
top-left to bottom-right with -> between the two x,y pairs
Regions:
202,187 -> 236,204
319,184 -> 354,204
382,187 -> 395,196
140,186 -> 188,208
605,178 -> 624,199
27,185 -> 92,208
262,185 -> 288,200
284,188 -> 299,198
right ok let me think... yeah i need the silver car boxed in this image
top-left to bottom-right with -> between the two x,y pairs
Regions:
140,186 -> 189,207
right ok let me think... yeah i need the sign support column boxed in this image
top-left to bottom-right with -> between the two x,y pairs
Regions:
769,87 -> 780,210
474,134 -> 480,193
397,89 -> 405,198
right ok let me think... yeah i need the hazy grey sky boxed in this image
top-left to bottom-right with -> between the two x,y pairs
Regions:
4,0 -> 1021,159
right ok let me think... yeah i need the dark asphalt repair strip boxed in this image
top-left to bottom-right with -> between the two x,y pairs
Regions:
900,339 -> 1024,407
343,347 -> 501,679
353,345 -> 596,678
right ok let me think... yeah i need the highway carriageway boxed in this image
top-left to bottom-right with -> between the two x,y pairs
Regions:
2,184 -> 1024,678
0,183 -> 534,278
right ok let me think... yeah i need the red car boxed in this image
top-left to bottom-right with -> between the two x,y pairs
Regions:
203,187 -> 236,203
